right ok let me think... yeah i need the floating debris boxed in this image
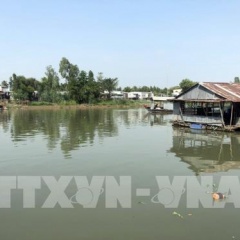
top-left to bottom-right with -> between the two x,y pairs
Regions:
212,192 -> 226,200
172,211 -> 184,219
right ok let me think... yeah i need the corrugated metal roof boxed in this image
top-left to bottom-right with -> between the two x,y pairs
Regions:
201,82 -> 240,102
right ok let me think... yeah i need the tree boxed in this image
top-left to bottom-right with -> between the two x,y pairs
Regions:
132,86 -> 138,91
234,77 -> 240,83
123,86 -> 132,92
140,86 -> 150,92
59,58 -> 102,103
40,66 -> 60,103
9,74 -> 40,101
59,57 -> 80,101
99,78 -> 118,99
86,70 -> 101,103
1,80 -> 9,88
162,87 -> 168,95
179,79 -> 197,92
76,70 -> 88,103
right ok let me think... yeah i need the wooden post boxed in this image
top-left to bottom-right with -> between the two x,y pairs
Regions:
179,106 -> 184,122
230,103 -> 234,127
219,102 -> 225,128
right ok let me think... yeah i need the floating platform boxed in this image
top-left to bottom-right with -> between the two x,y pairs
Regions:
172,120 -> 240,132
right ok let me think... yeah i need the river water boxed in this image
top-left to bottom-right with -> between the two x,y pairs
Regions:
0,108 -> 240,240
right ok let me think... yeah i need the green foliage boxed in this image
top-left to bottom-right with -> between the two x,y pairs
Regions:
39,65 -> 61,103
86,71 -> 101,103
234,77 -> 240,83
58,58 -> 102,104
123,86 -> 132,92
9,74 -> 40,101
29,101 -> 53,106
179,79 -> 197,92
1,80 -> 9,88
6,56 -> 202,106
13,89 -> 28,101
98,77 -> 118,99
122,85 -> 169,96
59,100 -> 77,105
59,57 -> 80,101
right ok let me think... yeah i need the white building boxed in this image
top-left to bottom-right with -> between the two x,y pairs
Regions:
102,90 -> 124,99
126,92 -> 153,100
151,96 -> 174,110
172,89 -> 182,97
0,85 -> 11,100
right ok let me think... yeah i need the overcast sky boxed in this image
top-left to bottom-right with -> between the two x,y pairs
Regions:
1,0 -> 240,88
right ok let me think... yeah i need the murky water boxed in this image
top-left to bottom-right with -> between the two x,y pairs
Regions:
0,108 -> 240,240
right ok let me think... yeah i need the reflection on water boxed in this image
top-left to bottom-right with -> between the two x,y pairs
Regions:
0,110 -> 11,133
0,108 -> 154,157
1,109 -> 118,157
1,109 -> 239,171
169,127 -> 240,174
143,112 -> 173,126
1,109 -> 240,240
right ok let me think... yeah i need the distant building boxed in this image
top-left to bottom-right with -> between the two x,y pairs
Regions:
125,92 -> 153,100
110,91 -> 124,99
0,85 -> 10,100
151,96 -> 174,110
101,90 -> 124,99
101,91 -> 154,100
172,88 -> 182,97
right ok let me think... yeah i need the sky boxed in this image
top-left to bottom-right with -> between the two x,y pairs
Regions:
1,0 -> 240,88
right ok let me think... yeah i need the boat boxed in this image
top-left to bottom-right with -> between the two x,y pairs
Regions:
143,104 -> 173,113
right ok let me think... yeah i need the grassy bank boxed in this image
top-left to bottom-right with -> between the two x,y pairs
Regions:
5,99 -> 150,110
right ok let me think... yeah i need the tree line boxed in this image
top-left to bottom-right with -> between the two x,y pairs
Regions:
2,57 -> 199,103
6,57 -> 119,104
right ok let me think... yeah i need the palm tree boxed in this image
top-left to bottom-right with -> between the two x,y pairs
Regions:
101,78 -> 118,99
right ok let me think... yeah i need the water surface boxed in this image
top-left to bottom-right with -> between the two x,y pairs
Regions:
0,108 -> 240,240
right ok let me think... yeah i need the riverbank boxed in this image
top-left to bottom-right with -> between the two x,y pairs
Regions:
5,100 -> 149,110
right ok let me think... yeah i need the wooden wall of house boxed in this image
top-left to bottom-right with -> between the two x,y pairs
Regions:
233,103 -> 240,125
177,85 -> 220,100
173,102 -> 180,114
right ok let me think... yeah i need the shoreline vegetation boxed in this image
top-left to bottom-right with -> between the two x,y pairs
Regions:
2,99 -> 149,110
1,57 -> 198,113
5,58 -> 173,107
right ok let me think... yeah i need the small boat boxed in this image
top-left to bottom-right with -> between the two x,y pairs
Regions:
143,104 -> 172,113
